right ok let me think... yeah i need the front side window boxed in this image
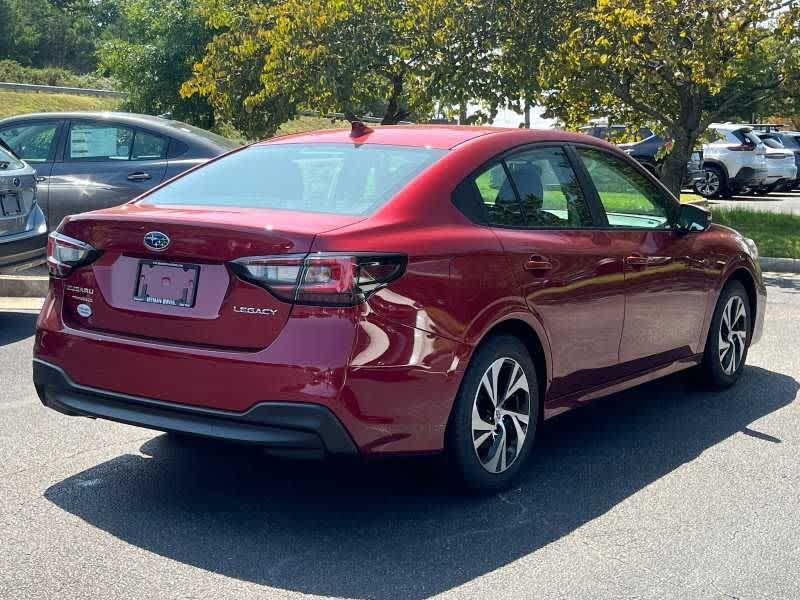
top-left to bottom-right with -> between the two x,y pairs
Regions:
68,123 -> 134,161
577,147 -> 674,229
0,121 -> 60,163
142,143 -> 447,216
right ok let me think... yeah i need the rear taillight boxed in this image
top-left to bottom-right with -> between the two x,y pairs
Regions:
47,232 -> 100,277
230,253 -> 407,306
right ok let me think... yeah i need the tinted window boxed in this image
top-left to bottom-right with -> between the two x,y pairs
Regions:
471,163 -> 526,226
132,131 -> 167,160
578,147 -> 673,229
779,134 -> 800,150
143,144 -> 446,215
68,123 -> 134,161
505,147 -> 592,228
0,121 -> 59,163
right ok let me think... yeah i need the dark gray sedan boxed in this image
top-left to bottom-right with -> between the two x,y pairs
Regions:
0,112 -> 239,230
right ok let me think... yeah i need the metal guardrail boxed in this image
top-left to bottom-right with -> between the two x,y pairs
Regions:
0,81 -> 127,99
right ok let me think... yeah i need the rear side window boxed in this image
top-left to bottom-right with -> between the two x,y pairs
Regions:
452,146 -> 592,229
131,131 -> 167,160
142,143 -> 446,215
505,147 -> 592,228
68,123 -> 134,161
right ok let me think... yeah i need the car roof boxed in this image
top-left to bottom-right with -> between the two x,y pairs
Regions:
258,124 -> 606,150
0,111 -> 235,151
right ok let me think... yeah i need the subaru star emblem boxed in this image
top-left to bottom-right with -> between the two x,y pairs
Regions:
12,177 -> 20,187
143,231 -> 170,251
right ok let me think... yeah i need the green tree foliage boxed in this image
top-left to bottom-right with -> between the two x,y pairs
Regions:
98,0 -> 215,127
542,0 -> 800,195
183,0 -> 496,136
181,0 -> 295,139
0,0 -> 118,72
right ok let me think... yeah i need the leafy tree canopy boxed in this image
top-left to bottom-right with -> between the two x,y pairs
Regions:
98,0 -> 215,127
542,0 -> 800,194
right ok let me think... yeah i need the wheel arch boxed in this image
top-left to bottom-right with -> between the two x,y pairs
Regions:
445,316 -> 550,446
726,267 -> 758,336
702,159 -> 730,181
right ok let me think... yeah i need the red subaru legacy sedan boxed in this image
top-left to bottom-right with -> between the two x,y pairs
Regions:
33,125 -> 765,492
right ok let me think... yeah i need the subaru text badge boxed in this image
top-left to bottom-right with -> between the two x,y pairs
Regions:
143,231 -> 170,251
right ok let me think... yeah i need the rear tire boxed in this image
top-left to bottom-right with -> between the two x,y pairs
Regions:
694,165 -> 727,199
445,335 -> 540,494
698,281 -> 751,389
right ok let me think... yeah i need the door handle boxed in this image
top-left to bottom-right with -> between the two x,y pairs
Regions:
625,255 -> 672,267
127,172 -> 151,182
524,255 -> 553,272
624,255 -> 650,266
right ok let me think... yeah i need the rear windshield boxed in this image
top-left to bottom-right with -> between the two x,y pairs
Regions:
0,145 -> 24,171
162,119 -> 240,151
142,143 -> 447,215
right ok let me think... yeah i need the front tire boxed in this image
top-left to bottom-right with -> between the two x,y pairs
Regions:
699,281 -> 751,388
446,335 -> 540,493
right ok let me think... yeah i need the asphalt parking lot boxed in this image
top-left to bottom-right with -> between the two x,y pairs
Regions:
1,273 -> 799,600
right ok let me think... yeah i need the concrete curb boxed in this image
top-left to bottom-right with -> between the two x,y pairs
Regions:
0,274 -> 48,298
760,257 -> 800,273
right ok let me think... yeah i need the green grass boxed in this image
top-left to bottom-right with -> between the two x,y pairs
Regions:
712,208 -> 800,259
0,90 -> 121,119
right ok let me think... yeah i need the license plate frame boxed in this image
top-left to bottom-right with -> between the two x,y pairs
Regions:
133,260 -> 200,308
0,192 -> 21,216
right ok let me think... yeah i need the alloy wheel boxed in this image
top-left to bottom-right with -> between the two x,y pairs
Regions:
471,357 -> 531,473
719,296 -> 747,376
696,170 -> 720,197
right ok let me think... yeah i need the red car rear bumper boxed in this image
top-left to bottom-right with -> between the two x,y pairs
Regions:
33,290 -> 470,456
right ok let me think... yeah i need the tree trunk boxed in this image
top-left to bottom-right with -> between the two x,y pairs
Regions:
523,99 -> 531,128
381,73 -> 408,125
660,132 -> 694,198
458,100 -> 467,125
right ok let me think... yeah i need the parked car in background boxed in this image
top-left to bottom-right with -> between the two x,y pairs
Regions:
34,125 -> 765,493
752,135 -> 798,195
617,134 -> 705,188
0,112 -> 239,230
757,131 -> 800,190
694,124 -> 768,198
0,141 -> 47,273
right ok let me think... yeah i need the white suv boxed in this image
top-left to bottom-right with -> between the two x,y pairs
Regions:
694,124 -> 768,198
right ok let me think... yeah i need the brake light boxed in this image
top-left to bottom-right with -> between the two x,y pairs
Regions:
47,232 -> 100,277
727,144 -> 755,151
230,253 -> 407,306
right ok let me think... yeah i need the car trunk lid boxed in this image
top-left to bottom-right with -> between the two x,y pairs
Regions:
58,204 -> 364,350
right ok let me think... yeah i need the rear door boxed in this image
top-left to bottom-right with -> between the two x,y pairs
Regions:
47,120 -> 168,228
0,119 -> 63,224
574,146 -> 713,373
457,145 -> 626,399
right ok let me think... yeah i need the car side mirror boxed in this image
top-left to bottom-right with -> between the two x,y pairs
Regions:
676,203 -> 711,233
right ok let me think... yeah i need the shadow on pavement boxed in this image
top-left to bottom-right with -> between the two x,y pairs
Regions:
0,312 -> 37,346
45,366 -> 798,599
